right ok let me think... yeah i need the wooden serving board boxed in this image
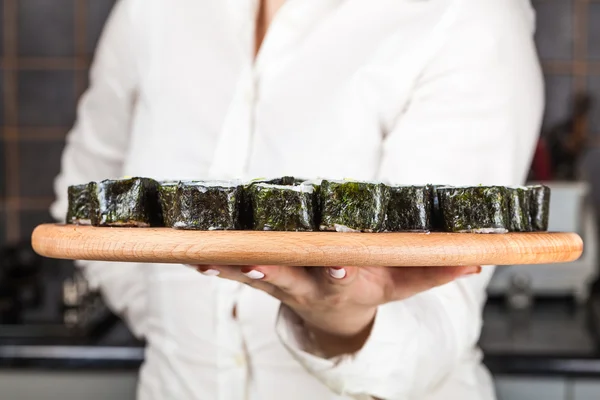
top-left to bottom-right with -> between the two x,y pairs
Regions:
31,224 -> 583,267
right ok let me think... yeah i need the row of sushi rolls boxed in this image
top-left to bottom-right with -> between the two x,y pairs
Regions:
66,176 -> 551,233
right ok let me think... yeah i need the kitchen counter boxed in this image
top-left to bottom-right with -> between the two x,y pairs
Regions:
2,297 -> 600,376
481,296 -> 600,377
0,321 -> 144,370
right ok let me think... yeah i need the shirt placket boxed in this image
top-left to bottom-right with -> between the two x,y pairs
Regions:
209,0 -> 341,180
215,280 -> 248,400
212,9 -> 258,397
213,3 -> 349,398
248,0 -> 345,176
213,5 -> 348,397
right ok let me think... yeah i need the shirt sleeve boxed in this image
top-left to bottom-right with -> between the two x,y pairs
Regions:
276,3 -> 543,399
50,0 -> 148,338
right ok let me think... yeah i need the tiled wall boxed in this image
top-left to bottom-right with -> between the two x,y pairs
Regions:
0,0 -> 115,246
537,0 -> 600,136
535,0 -> 600,210
0,0 -> 599,247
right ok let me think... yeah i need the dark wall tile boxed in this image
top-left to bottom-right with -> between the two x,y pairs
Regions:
18,0 -> 75,57
589,4 -> 600,60
0,0 -> 4,56
18,70 -> 75,126
87,0 -> 116,55
18,139 -> 65,198
78,70 -> 90,95
533,0 -> 573,60
542,74 -> 573,133
0,54 -> 4,199
587,76 -> 600,135
0,210 -> 6,247
0,70 -> 4,126
20,210 -> 54,243
0,138 -> 5,199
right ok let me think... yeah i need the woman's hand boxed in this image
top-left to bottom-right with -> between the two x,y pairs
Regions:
193,265 -> 481,357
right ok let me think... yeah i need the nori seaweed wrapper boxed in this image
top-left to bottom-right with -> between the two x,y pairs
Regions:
249,183 -> 315,231
158,181 -> 179,227
385,185 -> 432,232
437,186 -> 510,233
66,183 -> 95,225
241,176 -> 312,229
528,185 -> 551,231
319,180 -> 389,232
90,177 -> 162,227
507,187 -> 533,232
173,181 -> 243,230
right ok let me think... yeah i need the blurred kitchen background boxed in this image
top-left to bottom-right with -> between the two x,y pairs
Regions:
1,0 -> 600,399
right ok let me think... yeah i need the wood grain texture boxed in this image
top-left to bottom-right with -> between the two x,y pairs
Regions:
31,224 -> 583,267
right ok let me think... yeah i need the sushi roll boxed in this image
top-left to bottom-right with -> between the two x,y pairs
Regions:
507,187 -> 533,232
248,183 -> 315,231
172,181 -> 243,230
158,181 -> 179,227
385,185 -> 433,232
319,180 -> 389,232
437,186 -> 510,233
66,182 -> 95,225
90,177 -> 162,227
242,176 -> 315,229
241,177 -> 296,228
528,185 -> 551,231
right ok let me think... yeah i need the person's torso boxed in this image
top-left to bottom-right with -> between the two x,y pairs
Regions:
113,0 -> 512,398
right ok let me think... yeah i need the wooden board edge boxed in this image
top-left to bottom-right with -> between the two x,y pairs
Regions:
31,224 -> 584,267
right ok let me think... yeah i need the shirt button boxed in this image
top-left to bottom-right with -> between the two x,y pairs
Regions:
235,354 -> 246,367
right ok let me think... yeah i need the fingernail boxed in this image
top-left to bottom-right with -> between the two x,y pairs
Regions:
244,270 -> 265,280
460,266 -> 482,277
200,269 -> 221,276
328,267 -> 347,279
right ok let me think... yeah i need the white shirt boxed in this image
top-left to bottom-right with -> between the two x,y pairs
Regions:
51,0 -> 543,399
